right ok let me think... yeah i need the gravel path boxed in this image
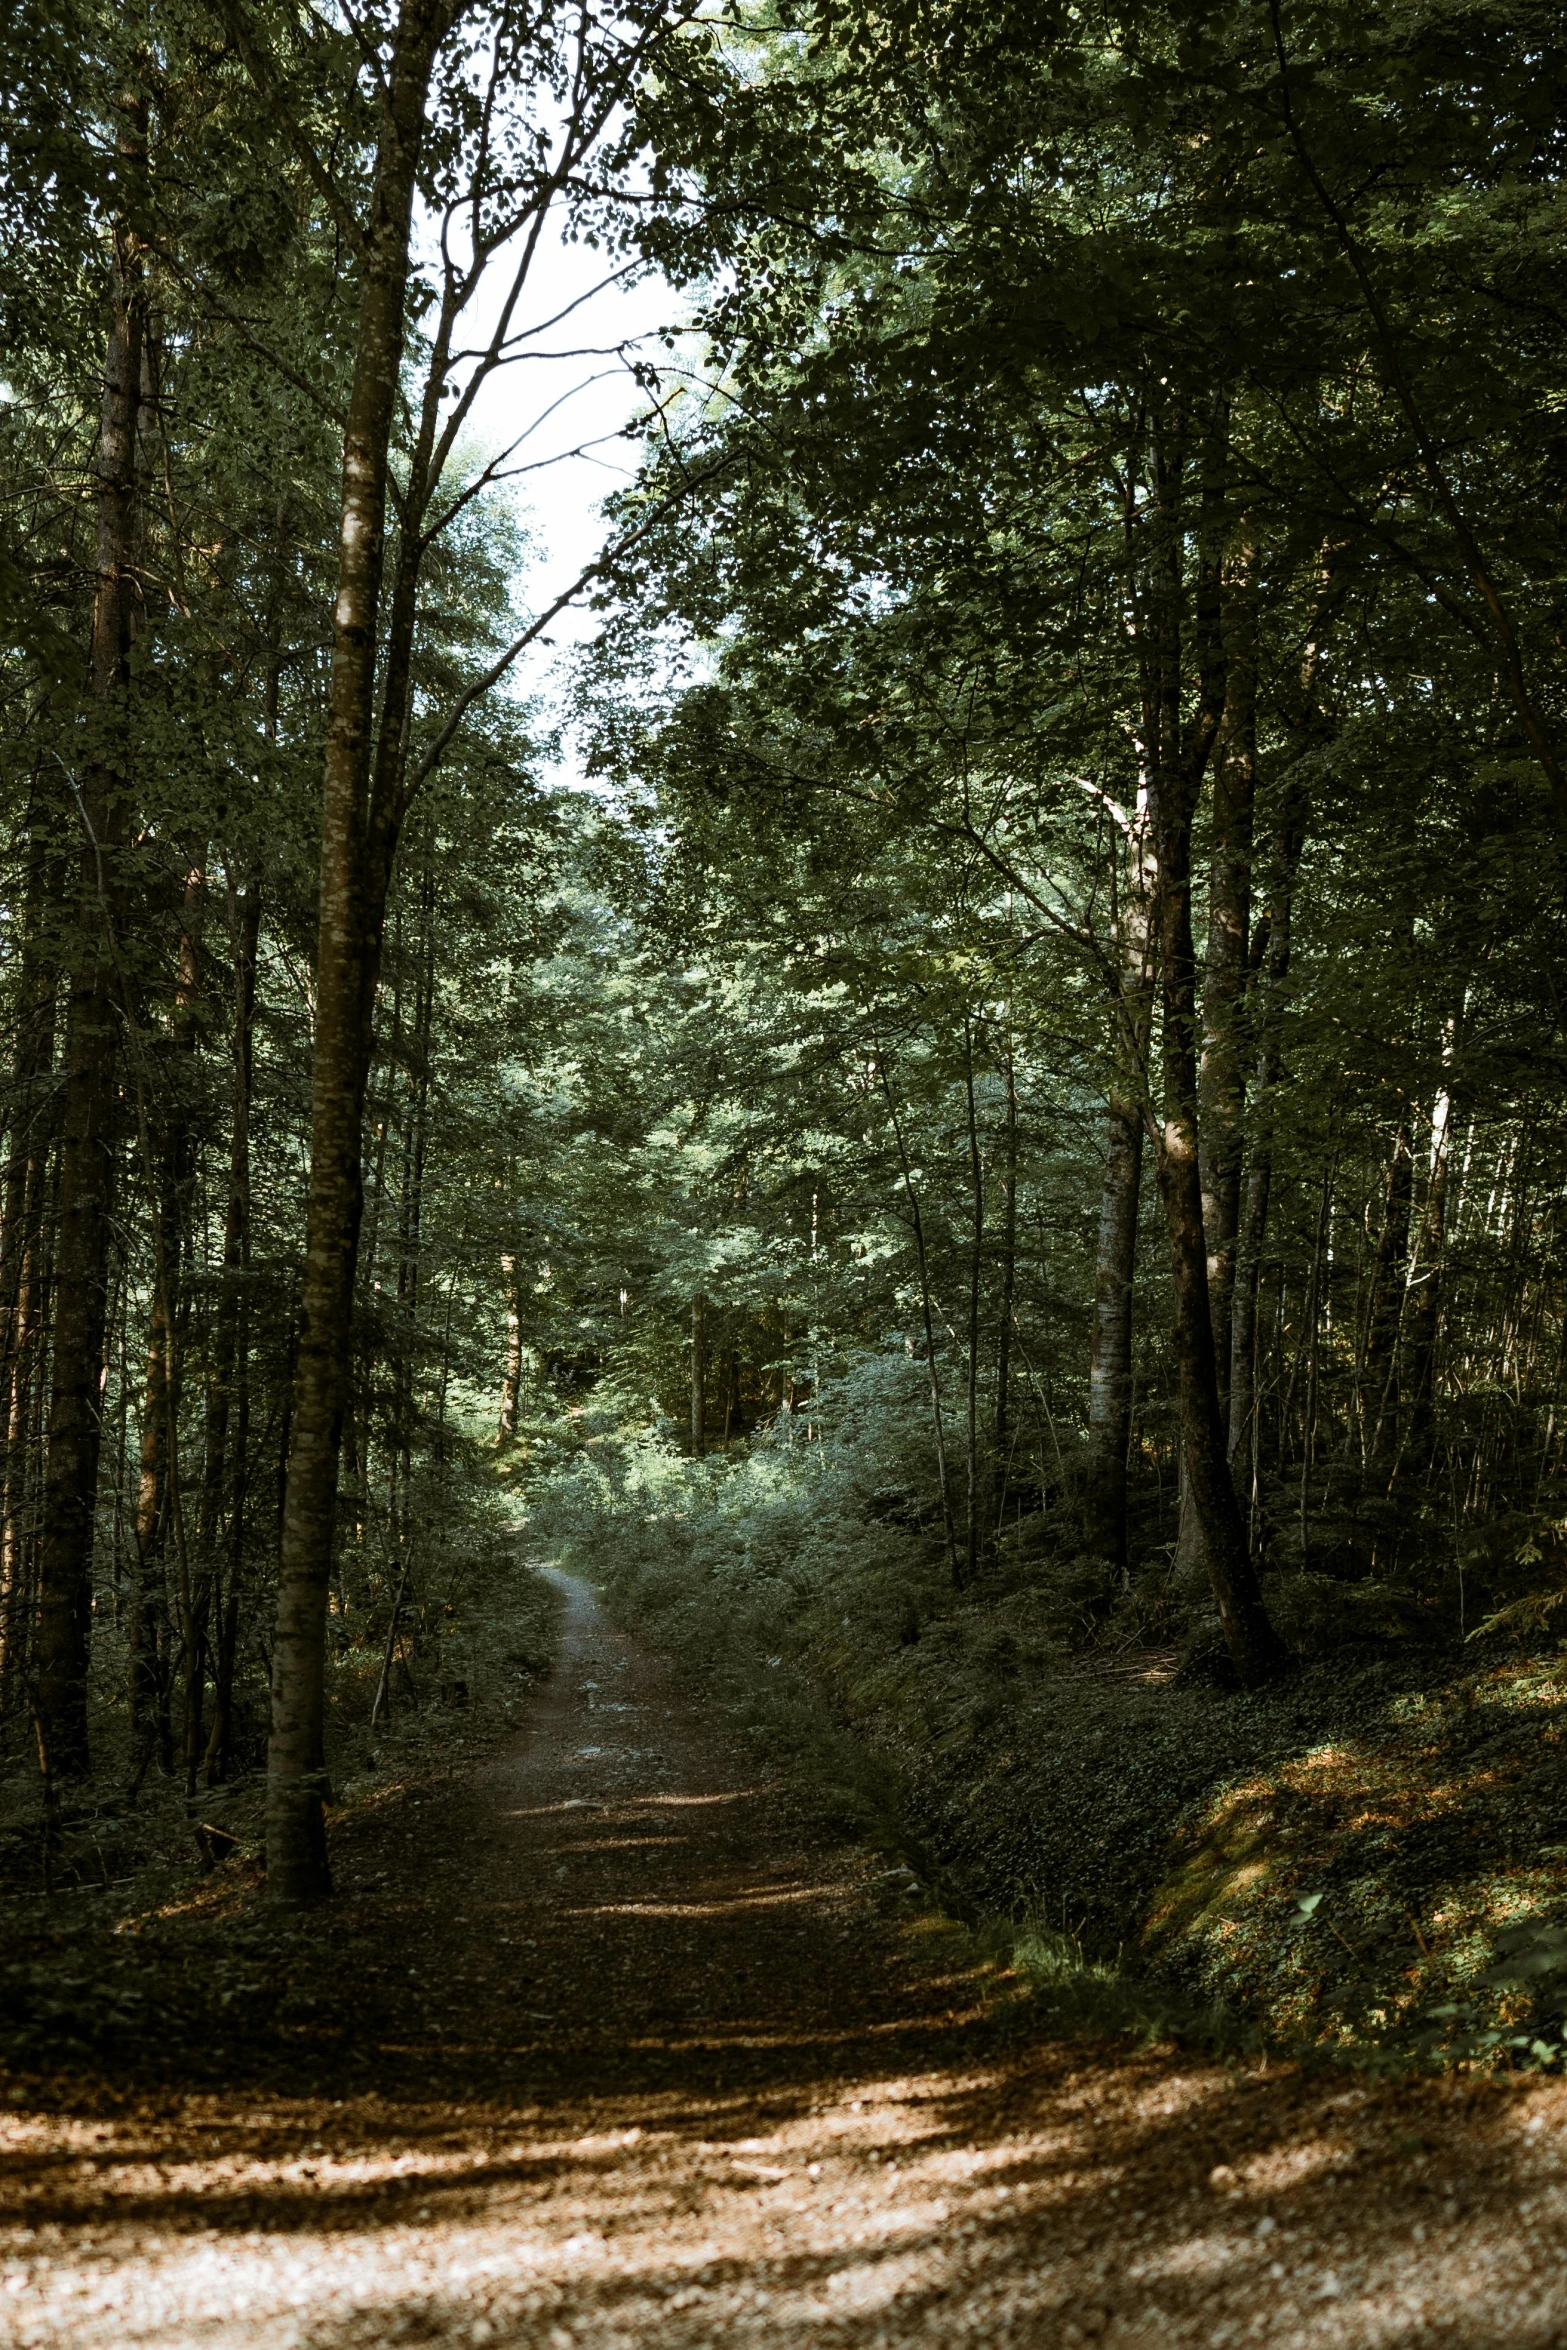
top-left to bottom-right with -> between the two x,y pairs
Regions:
4,1571 -> 1567,2347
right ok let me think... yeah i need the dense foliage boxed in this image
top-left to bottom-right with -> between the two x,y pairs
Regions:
4,0 -> 1567,2051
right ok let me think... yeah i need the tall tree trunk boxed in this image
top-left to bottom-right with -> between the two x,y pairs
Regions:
1144,410 -> 1287,1685
1297,1166 -> 1333,1566
1395,1033 -> 1459,1484
498,1250 -> 523,1440
35,117 -> 146,1778
1198,545 -> 1258,1420
393,855 -> 435,1519
126,861 -> 205,1779
198,870 -> 261,1561
880,1060 -> 958,1581
1226,830 -> 1300,1458
690,1292 -> 707,1457
1085,1095 -> 1143,1569
202,504 -> 278,1579
266,2 -> 449,1903
992,1044 -> 1018,1525
1151,783 -> 1283,1679
208,1102 -> 254,1791
1085,776 -> 1154,1571
1229,795 -> 1321,1493
1362,1117 -> 1413,1465
962,1018 -> 984,1587
126,1167 -> 175,1763
0,779 -> 61,1705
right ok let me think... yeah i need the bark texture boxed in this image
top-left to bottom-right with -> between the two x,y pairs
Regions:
266,3 -> 449,1902
1198,551 -> 1258,1418
1145,415 -> 1287,1685
993,1047 -> 1018,1522
1226,828 -> 1297,1477
1084,783 -> 1154,1570
1396,1044 -> 1459,1482
1084,1093 -> 1143,1569
35,158 -> 146,1777
498,1252 -> 523,1441
1226,605 -> 1323,1476
962,1023 -> 984,1586
1363,1117 -> 1414,1463
0,780 -> 61,1704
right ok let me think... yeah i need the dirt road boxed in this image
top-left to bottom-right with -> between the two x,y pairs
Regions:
4,1570 -> 1567,2347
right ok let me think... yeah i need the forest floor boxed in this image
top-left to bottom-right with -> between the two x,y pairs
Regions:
4,1572 -> 1567,2347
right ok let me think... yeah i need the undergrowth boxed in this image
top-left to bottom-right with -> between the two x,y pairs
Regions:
533,1355 -> 1567,2074
0,1474 -> 560,2076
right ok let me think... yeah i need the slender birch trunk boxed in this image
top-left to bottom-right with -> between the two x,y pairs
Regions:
1395,1031 -> 1460,1485
498,1251 -> 523,1440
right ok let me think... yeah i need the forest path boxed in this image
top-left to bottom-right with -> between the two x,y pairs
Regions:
5,1570 -> 1567,2348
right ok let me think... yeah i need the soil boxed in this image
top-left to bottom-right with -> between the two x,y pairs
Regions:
3,1569 -> 1567,2347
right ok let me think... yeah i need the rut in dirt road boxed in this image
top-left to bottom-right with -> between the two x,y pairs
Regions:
5,1570 -> 1567,2350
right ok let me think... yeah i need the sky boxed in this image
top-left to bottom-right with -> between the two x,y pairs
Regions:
447,219 -> 685,762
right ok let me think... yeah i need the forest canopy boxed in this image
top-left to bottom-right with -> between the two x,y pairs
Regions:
3,0 -> 1567,2051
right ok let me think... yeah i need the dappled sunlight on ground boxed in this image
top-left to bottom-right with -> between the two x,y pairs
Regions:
5,1575 -> 1567,2345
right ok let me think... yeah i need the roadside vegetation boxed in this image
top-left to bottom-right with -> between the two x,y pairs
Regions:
3,0 -> 1567,2093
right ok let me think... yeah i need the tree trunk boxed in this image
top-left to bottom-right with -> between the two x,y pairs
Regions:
690,1292 -> 707,1457
266,2 -> 449,1903
1085,1093 -> 1143,1569
198,871 -> 261,1562
1151,792 -> 1285,1678
1362,1117 -> 1413,1464
203,1583 -> 240,1787
202,525 -> 275,1578
126,1171 -> 175,1762
1297,1167 -> 1333,1565
393,854 -> 435,1517
0,782 -> 61,1706
1198,547 -> 1258,1419
498,1251 -> 523,1440
1145,411 -> 1287,1686
993,1046 -> 1018,1527
195,863 -> 260,1787
1395,1037 -> 1459,1483
962,1019 -> 984,1587
125,861 -> 204,1780
35,127 -> 146,1778
880,1060 -> 958,1580
1227,825 -> 1312,1507
1085,777 -> 1154,1571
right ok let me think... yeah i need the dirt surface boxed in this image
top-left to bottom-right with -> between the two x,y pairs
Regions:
5,1570 -> 1567,2347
